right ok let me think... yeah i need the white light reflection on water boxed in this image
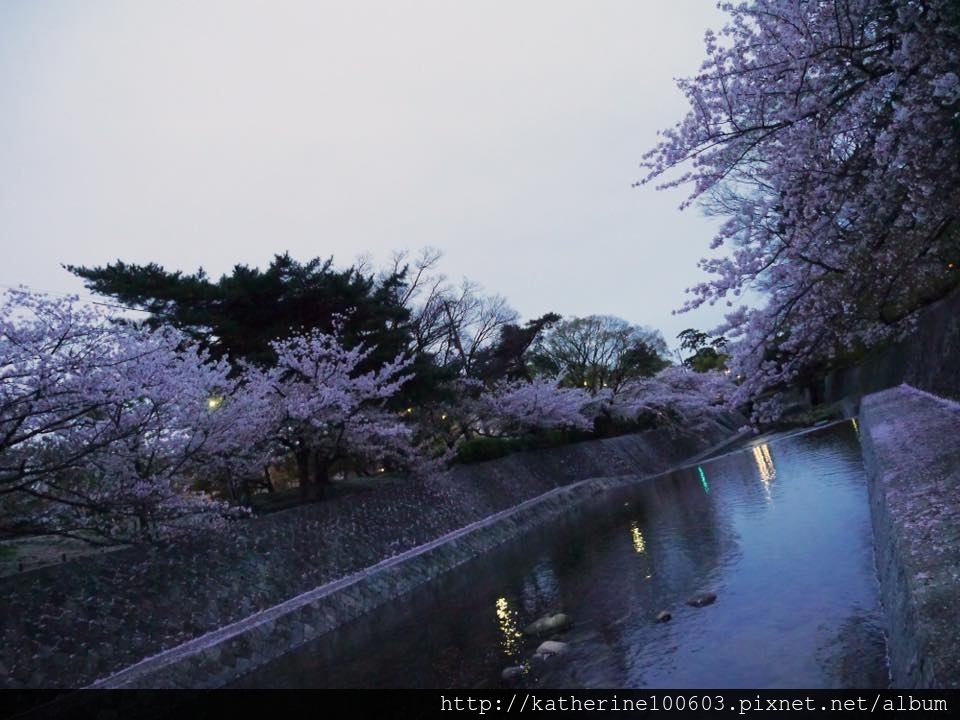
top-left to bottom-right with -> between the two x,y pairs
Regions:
752,443 -> 776,503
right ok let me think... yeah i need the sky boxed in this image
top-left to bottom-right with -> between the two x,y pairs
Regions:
0,0 -> 731,352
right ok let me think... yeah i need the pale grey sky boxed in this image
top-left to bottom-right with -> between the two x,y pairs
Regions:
0,0 -> 730,348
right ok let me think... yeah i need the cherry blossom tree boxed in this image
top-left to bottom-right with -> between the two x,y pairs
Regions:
460,369 -> 734,445
0,289 -> 262,542
1,290 -> 126,494
604,367 -> 736,433
252,327 -> 417,499
471,378 -> 594,437
643,0 -> 960,419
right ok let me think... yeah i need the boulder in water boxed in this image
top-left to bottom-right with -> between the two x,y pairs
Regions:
501,665 -> 525,681
534,640 -> 569,658
687,592 -> 717,608
655,610 -> 672,623
523,612 -> 571,636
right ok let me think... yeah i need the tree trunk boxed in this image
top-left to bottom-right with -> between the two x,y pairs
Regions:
295,448 -> 311,502
312,450 -> 331,500
261,465 -> 275,494
137,509 -> 151,542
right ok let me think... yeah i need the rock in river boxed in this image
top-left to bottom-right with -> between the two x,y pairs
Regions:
534,640 -> 569,658
523,612 -> 572,636
501,665 -> 525,681
655,610 -> 672,623
687,592 -> 717,608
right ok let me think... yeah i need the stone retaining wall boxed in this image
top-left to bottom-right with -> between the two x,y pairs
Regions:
859,385 -> 960,688
0,420 -> 738,689
823,289 -> 960,406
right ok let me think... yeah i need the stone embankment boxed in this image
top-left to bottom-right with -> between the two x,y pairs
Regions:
823,288 -> 960,406
0,420 -> 739,689
859,385 -> 960,688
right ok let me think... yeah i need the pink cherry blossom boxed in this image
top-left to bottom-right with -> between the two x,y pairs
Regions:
248,327 -> 418,494
472,378 -> 594,436
1,289 -> 258,542
642,0 -> 960,421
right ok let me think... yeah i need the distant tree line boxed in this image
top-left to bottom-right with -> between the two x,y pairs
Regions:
0,250 -> 734,543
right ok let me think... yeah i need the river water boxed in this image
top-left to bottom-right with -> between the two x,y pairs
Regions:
232,420 -> 888,688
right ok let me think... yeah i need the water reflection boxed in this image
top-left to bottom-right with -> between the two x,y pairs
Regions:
752,444 -> 776,484
519,561 -> 561,617
495,597 -> 524,659
630,522 -> 646,554
231,422 -> 886,690
752,443 -> 776,504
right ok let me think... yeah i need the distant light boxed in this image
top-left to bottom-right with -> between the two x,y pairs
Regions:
207,396 -> 223,410
441,413 -> 448,420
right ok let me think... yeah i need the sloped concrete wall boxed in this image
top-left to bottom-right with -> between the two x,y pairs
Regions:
859,385 -> 960,688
